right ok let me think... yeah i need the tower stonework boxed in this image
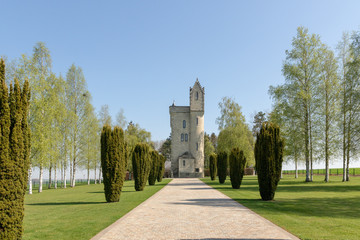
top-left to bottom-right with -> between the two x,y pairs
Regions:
169,79 -> 204,178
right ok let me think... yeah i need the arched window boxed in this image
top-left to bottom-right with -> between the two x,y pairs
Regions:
196,142 -> 198,151
196,91 -> 199,100
183,120 -> 186,128
181,133 -> 184,142
196,117 -> 199,126
185,134 -> 188,142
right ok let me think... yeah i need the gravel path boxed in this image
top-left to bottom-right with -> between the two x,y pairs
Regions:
91,178 -> 299,240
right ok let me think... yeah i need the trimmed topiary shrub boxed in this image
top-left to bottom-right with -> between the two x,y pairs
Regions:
132,143 -> 152,191
100,125 -> 127,202
217,151 -> 228,184
0,59 -> 31,239
148,150 -> 159,185
209,153 -> 217,180
157,154 -> 165,182
255,122 -> 284,201
229,147 -> 246,189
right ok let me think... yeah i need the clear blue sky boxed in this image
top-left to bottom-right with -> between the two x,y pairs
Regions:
2,0 -> 360,143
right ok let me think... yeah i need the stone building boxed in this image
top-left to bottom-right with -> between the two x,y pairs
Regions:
169,79 -> 204,178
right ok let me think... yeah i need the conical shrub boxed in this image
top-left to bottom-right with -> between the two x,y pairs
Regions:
217,151 -> 228,184
209,153 -> 217,180
229,148 -> 246,189
157,154 -> 165,182
101,125 -> 127,202
148,150 -> 159,185
255,122 -> 284,201
132,143 -> 152,191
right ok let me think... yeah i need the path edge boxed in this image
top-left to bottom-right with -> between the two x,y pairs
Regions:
201,178 -> 300,240
91,179 -> 173,240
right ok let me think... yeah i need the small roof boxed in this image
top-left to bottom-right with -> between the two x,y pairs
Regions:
179,151 -> 194,159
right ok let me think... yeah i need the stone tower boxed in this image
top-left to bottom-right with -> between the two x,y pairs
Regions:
169,79 -> 204,178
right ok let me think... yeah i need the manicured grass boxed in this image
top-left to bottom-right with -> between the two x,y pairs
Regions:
24,179 -> 171,240
202,175 -> 360,240
283,168 -> 360,176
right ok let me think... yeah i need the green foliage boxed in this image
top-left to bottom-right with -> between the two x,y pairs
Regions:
0,59 -> 31,239
204,133 -> 215,169
159,136 -> 171,160
216,97 -> 255,166
209,153 -> 217,180
100,125 -> 127,202
125,122 -> 152,172
157,154 -> 165,182
255,123 -> 284,200
132,143 -> 152,191
148,151 -> 159,185
217,151 -> 228,184
229,148 -> 246,189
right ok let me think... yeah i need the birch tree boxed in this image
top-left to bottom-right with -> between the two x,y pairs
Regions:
66,64 -> 88,187
318,47 -> 339,182
28,42 -> 53,192
81,94 -> 100,185
337,32 -> 352,182
282,27 -> 323,182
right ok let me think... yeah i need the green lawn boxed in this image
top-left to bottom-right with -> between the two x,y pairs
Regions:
283,168 -> 360,176
24,179 -> 171,240
202,175 -> 360,240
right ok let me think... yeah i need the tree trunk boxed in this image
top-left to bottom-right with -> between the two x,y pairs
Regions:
295,156 -> 298,179
309,108 -> 313,182
63,161 -> 67,189
99,167 -> 102,184
48,163 -> 52,189
342,83 -> 347,182
346,95 -> 352,182
28,164 -> 32,194
39,165 -> 43,193
72,157 -> 76,187
69,157 -> 73,187
94,164 -> 97,184
304,102 -> 310,182
54,164 -> 57,189
61,160 -> 63,188
87,161 -> 90,185
325,90 -> 329,182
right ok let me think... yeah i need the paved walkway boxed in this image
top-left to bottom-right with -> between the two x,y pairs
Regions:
92,178 -> 299,240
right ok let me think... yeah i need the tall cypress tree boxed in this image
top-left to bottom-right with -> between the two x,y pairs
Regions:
229,148 -> 246,189
255,122 -> 284,201
209,153 -> 217,180
0,60 -> 30,239
157,154 -> 165,182
132,143 -> 152,191
148,150 -> 159,185
21,80 -> 31,192
217,151 -> 228,184
0,59 -> 14,239
100,125 -> 126,202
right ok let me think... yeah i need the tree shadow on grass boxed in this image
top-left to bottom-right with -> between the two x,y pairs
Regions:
233,196 -> 360,220
27,201 -> 107,206
277,184 -> 360,193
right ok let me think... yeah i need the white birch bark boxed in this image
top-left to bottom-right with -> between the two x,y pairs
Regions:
28,165 -> 32,194
39,165 -> 43,193
54,164 -> 57,189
